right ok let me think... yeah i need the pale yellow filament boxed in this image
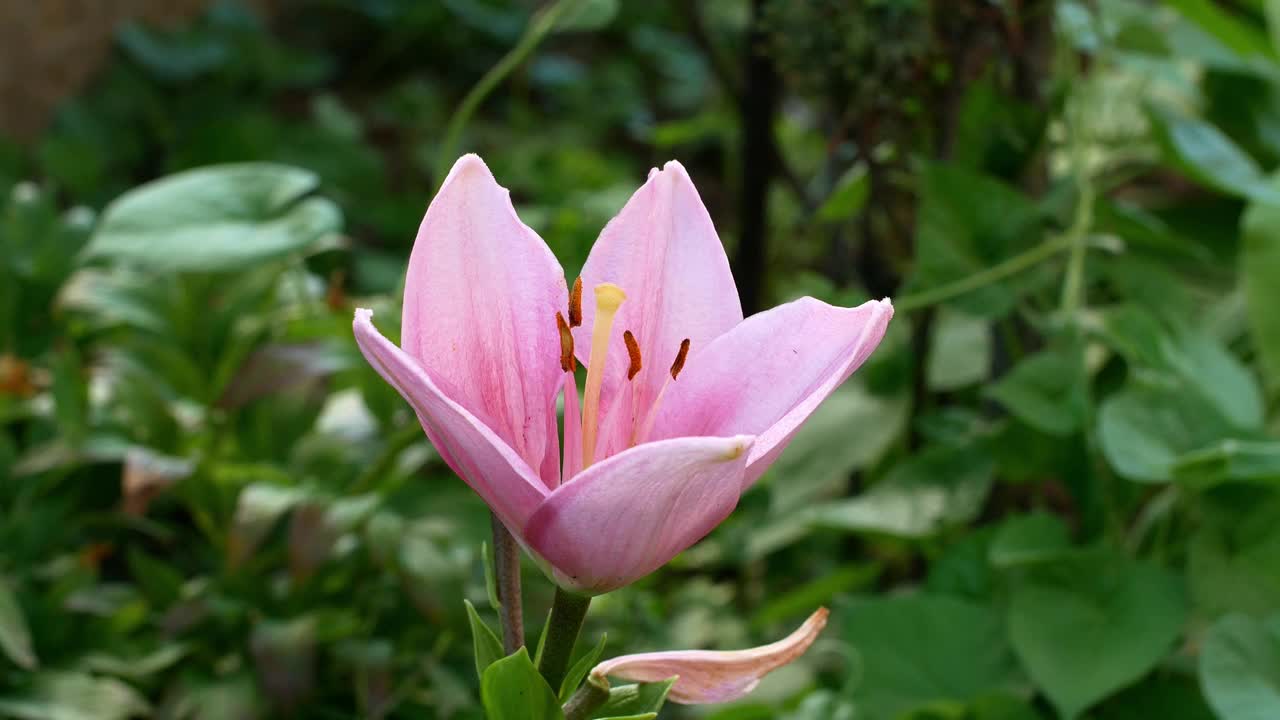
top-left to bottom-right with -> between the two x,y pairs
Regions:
581,283 -> 626,469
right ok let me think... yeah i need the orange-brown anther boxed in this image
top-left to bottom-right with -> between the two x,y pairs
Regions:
670,338 -> 691,380
556,312 -> 576,372
569,277 -> 584,328
623,330 -> 642,380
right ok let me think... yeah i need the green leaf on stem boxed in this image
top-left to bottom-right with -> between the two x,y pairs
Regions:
466,600 -> 506,681
481,647 -> 565,720
560,633 -> 608,701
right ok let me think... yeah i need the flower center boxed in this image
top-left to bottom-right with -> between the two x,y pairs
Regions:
555,280 -> 694,474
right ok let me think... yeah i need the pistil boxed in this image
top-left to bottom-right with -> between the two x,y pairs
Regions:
581,283 -> 626,468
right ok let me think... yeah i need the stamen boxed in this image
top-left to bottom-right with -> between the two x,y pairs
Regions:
623,330 -> 642,380
555,312 -> 576,372
582,283 -> 626,468
568,277 -> 583,328
669,338 -> 691,379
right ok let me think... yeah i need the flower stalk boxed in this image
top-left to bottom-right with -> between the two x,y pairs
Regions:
538,587 -> 592,693
562,676 -> 610,720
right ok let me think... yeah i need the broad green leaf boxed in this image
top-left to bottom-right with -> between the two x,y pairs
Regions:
926,308 -> 991,391
988,512 -> 1071,568
0,671 -> 150,720
1148,105 -> 1280,203
1188,496 -> 1280,617
1098,380 -> 1232,483
465,600 -> 506,680
984,349 -> 1087,436
814,441 -> 992,538
1160,325 -> 1264,431
593,678 -> 675,718
841,594 -> 1021,719
481,648 -> 564,720
0,575 -> 36,670
87,164 -> 342,272
1198,613 -> 1280,720
1241,174 -> 1280,393
561,633 -> 608,701
1007,551 -> 1187,719
816,163 -> 870,223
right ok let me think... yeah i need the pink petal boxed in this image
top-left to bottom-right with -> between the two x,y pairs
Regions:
572,162 -> 742,457
354,309 -> 548,531
522,434 -> 753,594
401,154 -> 568,488
651,297 -> 893,487
591,607 -> 829,704
561,377 -> 582,483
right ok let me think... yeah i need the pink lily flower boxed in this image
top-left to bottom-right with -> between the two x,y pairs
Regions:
353,155 -> 892,594
590,607 -> 829,704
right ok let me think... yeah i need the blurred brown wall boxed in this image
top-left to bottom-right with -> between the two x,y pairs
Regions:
0,0 -> 272,142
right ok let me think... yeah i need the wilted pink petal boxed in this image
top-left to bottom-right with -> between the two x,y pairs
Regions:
522,434 -> 753,594
651,297 -> 893,487
401,154 -> 568,488
591,608 -> 829,704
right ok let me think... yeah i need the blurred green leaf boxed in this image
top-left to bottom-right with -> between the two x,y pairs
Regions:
87,164 -> 342,272
926,308 -> 990,391
553,0 -> 620,33
1198,613 -> 1280,720
1148,105 -> 1280,203
988,512 -> 1071,569
1008,551 -> 1187,719
813,441 -> 992,538
0,671 -> 150,720
984,349 -> 1087,436
1188,495 -> 1280,617
0,575 -> 36,670
841,594 -> 1021,720
815,164 -> 869,223
1240,175 -> 1280,394
908,164 -> 1043,317
1098,380 -> 1233,483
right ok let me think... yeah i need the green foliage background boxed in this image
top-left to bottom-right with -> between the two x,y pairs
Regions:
2,0 -> 1279,718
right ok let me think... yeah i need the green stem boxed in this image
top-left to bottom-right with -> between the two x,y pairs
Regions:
894,234 -> 1074,313
562,677 -> 610,720
435,0 -> 573,177
491,515 -> 525,654
538,587 -> 591,693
